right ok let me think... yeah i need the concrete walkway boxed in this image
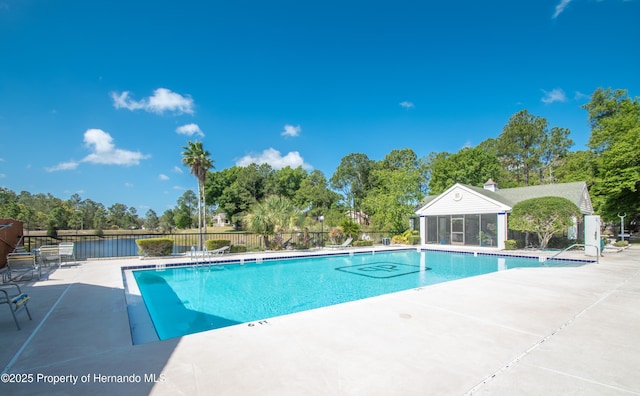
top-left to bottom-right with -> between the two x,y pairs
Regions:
0,246 -> 638,395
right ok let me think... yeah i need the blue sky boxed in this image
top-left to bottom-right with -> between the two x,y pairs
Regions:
1,0 -> 638,215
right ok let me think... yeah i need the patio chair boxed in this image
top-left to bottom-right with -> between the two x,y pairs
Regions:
58,242 -> 76,266
13,245 -> 27,253
6,253 -> 41,281
207,246 -> 230,256
325,237 -> 353,249
202,246 -> 230,260
38,245 -> 61,268
0,283 -> 32,330
282,238 -> 294,250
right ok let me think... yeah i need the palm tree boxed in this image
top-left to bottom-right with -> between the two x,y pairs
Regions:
181,141 -> 214,250
244,195 -> 302,249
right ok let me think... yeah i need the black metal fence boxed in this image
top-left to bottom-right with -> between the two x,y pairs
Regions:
23,231 -> 390,260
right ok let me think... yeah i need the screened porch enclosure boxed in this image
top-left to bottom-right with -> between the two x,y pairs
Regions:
424,214 -> 497,247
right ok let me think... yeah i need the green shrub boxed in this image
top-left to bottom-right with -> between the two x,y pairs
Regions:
136,238 -> 174,256
292,241 -> 312,250
614,240 -> 629,248
230,244 -> 247,253
206,239 -> 231,250
340,220 -> 361,238
46,224 -> 57,238
353,240 -> 374,247
393,230 -> 420,245
504,240 -> 518,250
547,235 -> 579,249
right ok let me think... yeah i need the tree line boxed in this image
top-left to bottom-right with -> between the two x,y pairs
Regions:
1,87 -> 638,234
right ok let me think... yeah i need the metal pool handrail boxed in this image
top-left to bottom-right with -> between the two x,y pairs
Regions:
548,243 -> 599,264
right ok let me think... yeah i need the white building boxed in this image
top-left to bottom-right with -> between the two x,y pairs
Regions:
211,213 -> 230,227
414,180 -> 594,249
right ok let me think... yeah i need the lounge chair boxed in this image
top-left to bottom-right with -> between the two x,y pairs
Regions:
6,253 -> 41,281
282,238 -> 293,250
206,246 -> 230,257
189,246 -> 230,261
38,245 -> 61,267
0,283 -> 32,330
59,242 -> 76,266
326,237 -> 353,249
202,246 -> 231,258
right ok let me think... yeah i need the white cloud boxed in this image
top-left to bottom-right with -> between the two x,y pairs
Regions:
281,124 -> 301,137
62,189 -> 86,197
574,91 -> 590,101
110,88 -> 194,115
124,182 -> 134,188
45,161 -> 80,172
159,174 -> 169,181
399,101 -> 415,109
172,166 -> 183,174
173,186 -> 185,190
552,0 -> 572,19
0,173 -> 6,178
541,88 -> 567,104
176,123 -> 204,137
236,148 -> 312,170
111,91 -> 145,111
81,129 -> 150,166
147,88 -> 194,114
44,129 -> 151,172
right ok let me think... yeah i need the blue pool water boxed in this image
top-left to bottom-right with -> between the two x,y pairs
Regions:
132,250 -> 586,340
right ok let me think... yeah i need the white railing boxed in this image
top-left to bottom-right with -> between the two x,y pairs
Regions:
548,243 -> 599,264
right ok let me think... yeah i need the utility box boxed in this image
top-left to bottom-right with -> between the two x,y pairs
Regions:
584,215 -> 601,257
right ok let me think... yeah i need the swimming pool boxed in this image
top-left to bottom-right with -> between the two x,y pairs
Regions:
130,249 -> 587,340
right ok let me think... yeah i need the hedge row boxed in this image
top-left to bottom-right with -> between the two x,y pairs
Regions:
205,239 -> 231,250
136,238 -> 174,256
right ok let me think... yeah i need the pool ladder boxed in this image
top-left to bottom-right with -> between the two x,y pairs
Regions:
547,243 -> 599,264
189,246 -> 210,266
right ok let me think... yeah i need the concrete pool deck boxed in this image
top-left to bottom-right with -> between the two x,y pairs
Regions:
1,245 -> 639,395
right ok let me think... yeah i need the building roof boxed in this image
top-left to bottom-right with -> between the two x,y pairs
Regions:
495,182 -> 590,207
416,181 -> 594,215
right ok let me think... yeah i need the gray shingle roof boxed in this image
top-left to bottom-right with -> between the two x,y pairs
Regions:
418,181 -> 592,213
493,182 -> 589,207
464,184 -> 514,206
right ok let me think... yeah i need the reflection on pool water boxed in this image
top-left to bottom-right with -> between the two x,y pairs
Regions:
132,249 -> 588,340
